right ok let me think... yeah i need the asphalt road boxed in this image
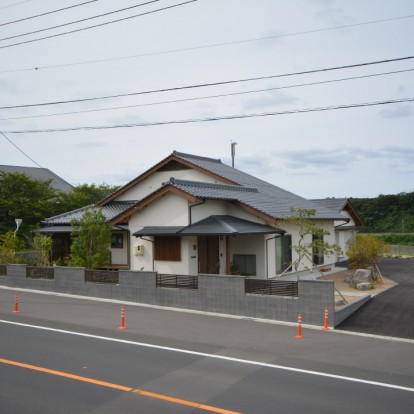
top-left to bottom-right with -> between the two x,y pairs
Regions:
0,321 -> 413,414
338,257 -> 414,339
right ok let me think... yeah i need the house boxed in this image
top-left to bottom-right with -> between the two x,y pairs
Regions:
0,165 -> 74,193
41,151 -> 358,277
311,198 -> 363,262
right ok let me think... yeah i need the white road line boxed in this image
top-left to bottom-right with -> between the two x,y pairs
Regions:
1,319 -> 413,393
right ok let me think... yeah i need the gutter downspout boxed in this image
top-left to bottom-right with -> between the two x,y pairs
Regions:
188,199 -> 206,225
138,236 -> 155,271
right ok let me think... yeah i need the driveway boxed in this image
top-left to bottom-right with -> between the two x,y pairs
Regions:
337,257 -> 414,339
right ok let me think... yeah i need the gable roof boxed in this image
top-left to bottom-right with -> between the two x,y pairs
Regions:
0,165 -> 74,193
98,151 -> 348,223
311,198 -> 363,227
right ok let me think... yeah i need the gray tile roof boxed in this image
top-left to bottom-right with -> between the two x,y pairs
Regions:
0,165 -> 74,193
310,198 -> 348,213
172,152 -> 346,220
43,201 -> 135,225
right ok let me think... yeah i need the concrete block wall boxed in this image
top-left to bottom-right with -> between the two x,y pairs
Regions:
0,265 -> 335,326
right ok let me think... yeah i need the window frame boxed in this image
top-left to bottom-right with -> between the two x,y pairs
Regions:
111,233 -> 124,249
154,236 -> 181,261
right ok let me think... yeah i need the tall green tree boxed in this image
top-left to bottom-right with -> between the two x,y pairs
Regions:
57,184 -> 120,213
0,172 -> 60,234
68,208 -> 111,269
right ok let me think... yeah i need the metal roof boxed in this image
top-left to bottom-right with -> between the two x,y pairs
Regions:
133,226 -> 185,237
0,165 -> 74,193
133,216 -> 284,237
178,215 -> 284,236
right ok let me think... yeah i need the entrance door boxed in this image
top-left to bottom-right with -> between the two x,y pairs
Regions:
198,236 -> 219,274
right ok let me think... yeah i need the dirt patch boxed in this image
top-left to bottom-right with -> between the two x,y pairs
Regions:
317,269 -> 397,306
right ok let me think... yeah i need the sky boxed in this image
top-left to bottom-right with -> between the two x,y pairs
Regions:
0,0 -> 413,199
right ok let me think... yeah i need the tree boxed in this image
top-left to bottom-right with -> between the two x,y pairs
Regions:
68,208 -> 111,269
57,184 -> 120,213
0,172 -> 60,234
277,208 -> 343,279
0,231 -> 26,264
347,234 -> 384,270
31,234 -> 53,267
0,172 -> 120,235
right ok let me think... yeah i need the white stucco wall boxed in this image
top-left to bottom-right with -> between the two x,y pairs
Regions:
229,234 -> 266,277
109,231 -> 128,265
129,193 -> 190,272
115,169 -> 220,201
277,220 -> 337,273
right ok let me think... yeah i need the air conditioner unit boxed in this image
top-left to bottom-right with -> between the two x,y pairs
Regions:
134,245 -> 144,256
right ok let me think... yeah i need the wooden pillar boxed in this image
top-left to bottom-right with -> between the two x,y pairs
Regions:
226,236 -> 231,275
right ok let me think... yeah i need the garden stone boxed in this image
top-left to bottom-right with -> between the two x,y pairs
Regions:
349,269 -> 372,288
356,282 -> 373,291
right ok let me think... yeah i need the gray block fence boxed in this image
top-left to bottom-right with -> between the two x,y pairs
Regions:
0,264 -> 347,327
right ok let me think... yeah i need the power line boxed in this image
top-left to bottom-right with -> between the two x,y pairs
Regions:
4,97 -> 414,134
1,55 -> 413,110
0,0 -> 99,27
0,129 -> 44,167
1,12 -> 413,73
0,0 -> 161,41
1,67 -> 413,122
0,0 -> 34,11
0,0 -> 198,50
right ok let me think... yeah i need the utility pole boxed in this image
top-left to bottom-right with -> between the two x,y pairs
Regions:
231,141 -> 237,168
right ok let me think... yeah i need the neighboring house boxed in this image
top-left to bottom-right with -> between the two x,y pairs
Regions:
41,151 -> 355,277
0,165 -> 74,193
311,198 -> 363,262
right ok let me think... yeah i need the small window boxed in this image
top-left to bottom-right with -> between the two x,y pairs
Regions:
312,232 -> 324,265
233,254 -> 256,276
111,233 -> 123,249
154,236 -> 181,261
276,235 -> 292,274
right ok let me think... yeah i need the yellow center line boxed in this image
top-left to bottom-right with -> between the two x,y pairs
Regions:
0,357 -> 242,414
0,357 -> 133,391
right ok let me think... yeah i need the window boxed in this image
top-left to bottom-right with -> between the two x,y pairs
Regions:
111,233 -> 123,249
154,236 -> 181,261
276,235 -> 292,274
312,232 -> 324,265
233,254 -> 256,276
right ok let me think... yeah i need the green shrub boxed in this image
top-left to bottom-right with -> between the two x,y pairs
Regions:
347,234 -> 384,270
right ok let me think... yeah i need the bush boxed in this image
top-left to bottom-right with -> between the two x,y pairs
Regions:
374,234 -> 414,246
347,234 -> 384,270
0,231 -> 26,264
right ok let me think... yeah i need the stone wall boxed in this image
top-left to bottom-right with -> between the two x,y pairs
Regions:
0,265 -> 336,327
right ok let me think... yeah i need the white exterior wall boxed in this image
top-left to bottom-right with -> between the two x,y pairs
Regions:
190,200 -> 229,223
115,169 -> 220,201
110,231 -> 128,265
230,235 -> 266,277
129,193 -> 190,272
334,210 -> 356,262
277,220 -> 337,273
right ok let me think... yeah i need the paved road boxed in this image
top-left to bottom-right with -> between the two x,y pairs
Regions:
1,321 -> 413,414
338,257 -> 414,339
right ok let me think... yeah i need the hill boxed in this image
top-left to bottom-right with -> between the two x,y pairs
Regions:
350,192 -> 414,233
